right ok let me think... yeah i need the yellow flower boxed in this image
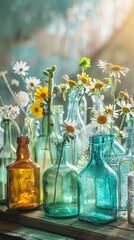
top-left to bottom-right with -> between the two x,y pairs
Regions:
34,86 -> 48,102
95,81 -> 104,89
31,102 -> 43,118
77,72 -> 92,86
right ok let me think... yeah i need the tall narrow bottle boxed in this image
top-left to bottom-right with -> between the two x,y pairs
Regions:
119,127 -> 134,213
6,136 -> 40,210
34,108 -> 62,203
43,142 -> 78,217
66,88 -> 86,166
0,119 -> 15,204
78,135 -> 118,224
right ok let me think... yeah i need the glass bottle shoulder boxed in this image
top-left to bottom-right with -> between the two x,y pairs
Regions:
6,158 -> 40,170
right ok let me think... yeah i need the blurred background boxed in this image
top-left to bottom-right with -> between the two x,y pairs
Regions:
0,0 -> 134,126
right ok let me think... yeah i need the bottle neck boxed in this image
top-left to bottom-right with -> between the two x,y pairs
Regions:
54,111 -> 64,136
125,134 -> 134,156
66,91 -> 85,130
42,109 -> 54,136
90,144 -> 104,163
56,143 -> 68,165
2,119 -> 12,147
16,143 -> 30,161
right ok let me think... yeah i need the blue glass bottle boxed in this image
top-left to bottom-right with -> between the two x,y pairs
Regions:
43,142 -> 78,217
78,135 -> 118,224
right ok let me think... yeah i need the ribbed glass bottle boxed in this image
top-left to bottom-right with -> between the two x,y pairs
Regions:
43,142 -> 78,217
128,171 -> 134,224
0,119 -> 15,204
78,135 -> 118,224
6,136 -> 40,210
34,108 -> 62,203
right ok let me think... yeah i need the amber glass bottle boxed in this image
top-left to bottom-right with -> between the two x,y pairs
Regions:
6,136 -> 40,210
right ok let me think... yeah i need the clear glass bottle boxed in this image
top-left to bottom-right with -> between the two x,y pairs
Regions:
119,127 -> 134,213
0,108 -> 3,149
34,108 -> 62,203
78,135 -> 118,224
86,95 -> 104,139
53,105 -> 64,137
128,171 -> 134,224
6,136 -> 40,210
66,88 -> 86,166
79,95 -> 87,126
104,134 -> 125,176
43,142 -> 78,217
0,119 -> 15,204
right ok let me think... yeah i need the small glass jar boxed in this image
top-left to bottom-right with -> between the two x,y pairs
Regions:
128,171 -> 134,224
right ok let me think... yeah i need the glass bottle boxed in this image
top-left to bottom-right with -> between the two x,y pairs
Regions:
86,95 -> 104,139
53,105 -> 64,137
78,135 -> 118,224
66,88 -> 87,166
128,171 -> 134,224
6,136 -> 40,210
0,119 -> 15,204
0,108 -> 3,149
34,108 -> 62,203
79,95 -> 87,126
104,134 -> 125,176
119,127 -> 134,213
43,142 -> 78,217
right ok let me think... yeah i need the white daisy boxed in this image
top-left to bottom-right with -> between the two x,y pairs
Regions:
117,100 -> 134,117
98,60 -> 129,78
105,104 -> 119,119
25,76 -> 41,90
2,105 -> 20,120
61,120 -> 79,139
13,61 -> 30,76
90,110 -> 113,133
16,91 -> 30,107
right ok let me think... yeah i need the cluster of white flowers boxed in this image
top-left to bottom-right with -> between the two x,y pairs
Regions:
2,105 -> 20,120
16,91 -> 30,107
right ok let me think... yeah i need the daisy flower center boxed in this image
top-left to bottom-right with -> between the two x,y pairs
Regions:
19,68 -> 23,72
106,109 -> 113,115
66,125 -> 75,133
111,65 -> 121,71
30,82 -> 35,87
97,115 -> 107,124
123,106 -> 130,114
67,80 -> 77,86
95,82 -> 104,89
34,107 -> 40,113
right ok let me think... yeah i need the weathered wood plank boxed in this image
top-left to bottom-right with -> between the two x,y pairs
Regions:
0,219 -> 74,240
0,205 -> 134,240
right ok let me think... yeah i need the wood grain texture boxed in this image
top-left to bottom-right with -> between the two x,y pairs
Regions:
0,205 -> 134,240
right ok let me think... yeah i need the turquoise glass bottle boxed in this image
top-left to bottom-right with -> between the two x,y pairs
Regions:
34,108 -> 62,203
66,88 -> 86,166
104,134 -> 125,176
78,135 -> 118,224
43,142 -> 78,217
119,127 -> 134,213
0,119 -> 15,204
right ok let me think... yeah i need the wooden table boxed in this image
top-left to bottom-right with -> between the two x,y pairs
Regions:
0,205 -> 134,240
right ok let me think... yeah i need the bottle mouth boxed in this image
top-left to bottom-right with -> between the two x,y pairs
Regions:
89,135 -> 104,145
17,136 -> 29,145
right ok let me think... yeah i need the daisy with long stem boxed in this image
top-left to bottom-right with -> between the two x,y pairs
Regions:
53,120 -> 79,205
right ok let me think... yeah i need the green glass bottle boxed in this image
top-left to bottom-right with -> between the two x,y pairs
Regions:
0,119 -> 15,204
43,142 -> 78,217
34,108 -> 62,203
78,135 -> 118,224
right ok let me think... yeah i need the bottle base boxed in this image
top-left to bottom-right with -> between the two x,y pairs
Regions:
79,212 -> 117,224
44,205 -> 78,218
8,203 -> 40,211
